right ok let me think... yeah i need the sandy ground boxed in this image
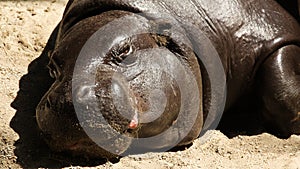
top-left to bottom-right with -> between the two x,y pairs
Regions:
0,1 -> 299,168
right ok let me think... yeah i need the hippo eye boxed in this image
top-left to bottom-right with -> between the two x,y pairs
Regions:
111,39 -> 137,66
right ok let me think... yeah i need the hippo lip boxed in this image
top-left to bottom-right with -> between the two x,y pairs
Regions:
66,139 -> 93,151
63,132 -> 134,156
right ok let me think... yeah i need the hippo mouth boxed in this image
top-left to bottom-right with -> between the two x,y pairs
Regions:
36,82 -> 135,156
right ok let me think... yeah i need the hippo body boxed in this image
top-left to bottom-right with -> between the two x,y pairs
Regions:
35,0 -> 300,158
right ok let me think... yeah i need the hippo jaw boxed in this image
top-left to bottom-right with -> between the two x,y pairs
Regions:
36,10 -> 203,157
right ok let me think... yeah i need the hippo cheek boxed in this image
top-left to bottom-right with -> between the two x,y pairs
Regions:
131,78 -> 183,150
36,80 -> 85,151
120,48 -> 202,151
133,74 -> 181,138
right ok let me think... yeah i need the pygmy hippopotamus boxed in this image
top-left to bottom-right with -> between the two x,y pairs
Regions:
34,0 -> 300,158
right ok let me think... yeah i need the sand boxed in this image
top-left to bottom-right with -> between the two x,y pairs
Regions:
0,1 -> 299,168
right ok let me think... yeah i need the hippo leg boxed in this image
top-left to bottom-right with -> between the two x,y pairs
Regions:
258,45 -> 300,137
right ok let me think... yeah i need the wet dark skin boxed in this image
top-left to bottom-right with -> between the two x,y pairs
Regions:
35,0 -> 300,158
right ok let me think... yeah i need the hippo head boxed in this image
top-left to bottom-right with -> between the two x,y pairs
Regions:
36,10 -> 204,158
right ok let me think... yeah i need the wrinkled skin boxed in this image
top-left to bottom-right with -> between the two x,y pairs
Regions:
36,0 -> 300,158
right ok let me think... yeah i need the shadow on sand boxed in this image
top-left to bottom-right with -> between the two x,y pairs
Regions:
9,26 -> 111,168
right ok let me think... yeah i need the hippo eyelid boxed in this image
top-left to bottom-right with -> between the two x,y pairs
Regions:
111,43 -> 138,67
119,44 -> 133,57
112,44 -> 133,61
